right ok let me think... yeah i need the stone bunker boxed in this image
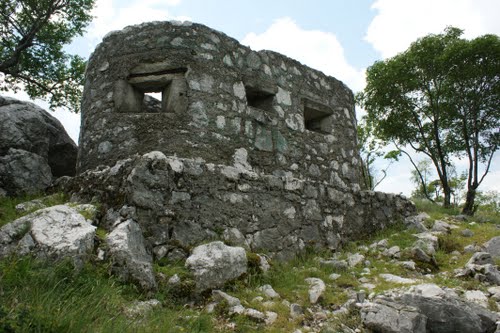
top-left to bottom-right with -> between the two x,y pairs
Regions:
73,21 -> 415,260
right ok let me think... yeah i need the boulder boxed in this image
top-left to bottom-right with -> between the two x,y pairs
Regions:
399,291 -> 498,332
484,236 -> 500,258
0,148 -> 52,195
106,219 -> 157,291
361,299 -> 427,333
185,241 -> 247,292
0,96 -> 77,178
0,204 -> 96,263
362,284 -> 499,333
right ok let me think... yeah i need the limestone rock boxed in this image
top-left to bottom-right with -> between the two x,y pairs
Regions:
484,236 -> 500,258
0,204 -> 95,263
347,253 -> 365,267
0,96 -> 77,181
305,277 -> 326,304
106,219 -> 157,291
467,252 -> 494,266
0,148 -> 52,196
379,274 -> 418,285
464,290 -> 488,308
124,299 -> 161,318
259,284 -> 280,299
185,241 -> 247,292
212,290 -> 241,307
404,213 -> 429,232
361,300 -> 427,333
432,220 -> 451,233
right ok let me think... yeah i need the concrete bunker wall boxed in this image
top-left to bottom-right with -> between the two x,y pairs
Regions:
78,21 -> 361,191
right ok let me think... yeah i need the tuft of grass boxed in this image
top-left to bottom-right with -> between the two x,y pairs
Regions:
0,193 -> 67,228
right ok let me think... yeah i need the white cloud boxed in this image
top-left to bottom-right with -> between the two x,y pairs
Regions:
242,18 -> 366,92
88,0 -> 189,44
365,0 -> 500,59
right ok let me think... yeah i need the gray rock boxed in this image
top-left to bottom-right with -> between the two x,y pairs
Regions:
0,204 -> 96,263
290,303 -> 304,318
464,244 -> 478,253
124,299 -> 161,318
399,261 -> 417,271
0,148 -> 52,196
399,292 -> 498,333
347,253 -> 365,267
305,277 -> 326,304
461,229 -> 474,237
259,284 -> 280,299
361,300 -> 427,333
432,220 -> 451,233
320,259 -> 348,270
404,213 -> 429,232
106,219 -> 157,291
382,246 -> 401,259
0,96 -> 77,179
484,236 -> 500,258
212,290 -> 241,307
379,274 -> 418,285
467,252 -> 494,266
185,241 -> 247,292
464,290 -> 488,308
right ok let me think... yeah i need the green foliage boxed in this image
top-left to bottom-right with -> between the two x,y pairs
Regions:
0,0 -> 95,112
358,27 -> 500,212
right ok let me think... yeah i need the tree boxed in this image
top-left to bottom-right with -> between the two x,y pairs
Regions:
358,27 -> 499,214
357,116 -> 393,190
0,0 -> 95,112
445,34 -> 500,215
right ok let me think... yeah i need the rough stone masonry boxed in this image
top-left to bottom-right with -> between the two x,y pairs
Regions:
72,21 -> 415,260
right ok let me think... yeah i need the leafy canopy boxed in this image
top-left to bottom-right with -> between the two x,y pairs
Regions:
0,0 -> 95,112
358,27 -> 499,211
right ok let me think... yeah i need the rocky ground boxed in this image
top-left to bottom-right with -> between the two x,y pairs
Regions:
0,194 -> 499,332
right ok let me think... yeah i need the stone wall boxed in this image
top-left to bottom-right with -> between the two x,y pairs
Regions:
78,21 -> 361,191
61,150 -> 415,261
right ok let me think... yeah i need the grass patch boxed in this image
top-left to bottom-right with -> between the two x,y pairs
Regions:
0,193 -> 67,228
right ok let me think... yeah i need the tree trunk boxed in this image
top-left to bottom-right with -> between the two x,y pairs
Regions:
462,187 -> 477,216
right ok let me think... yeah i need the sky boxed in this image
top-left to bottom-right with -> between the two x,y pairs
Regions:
4,0 -> 500,197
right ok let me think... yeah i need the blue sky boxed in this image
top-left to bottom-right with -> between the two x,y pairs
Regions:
5,0 -> 500,196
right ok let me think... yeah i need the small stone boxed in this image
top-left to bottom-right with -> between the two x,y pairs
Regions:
347,253 -> 365,267
382,246 -> 401,259
290,303 -> 303,318
265,311 -> 278,325
329,273 -> 341,281
379,274 -> 418,284
305,277 -> 326,304
212,290 -> 241,307
399,261 -> 417,271
432,220 -> 451,233
168,274 -> 180,285
461,229 -> 474,237
124,299 -> 161,318
464,244 -> 476,253
259,284 -> 280,299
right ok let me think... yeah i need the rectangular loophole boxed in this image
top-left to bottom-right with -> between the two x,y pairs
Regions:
114,68 -> 188,114
303,98 -> 334,134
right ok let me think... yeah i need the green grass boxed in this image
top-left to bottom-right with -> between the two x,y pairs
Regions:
0,193 -> 67,228
0,256 -> 214,333
1,197 -> 498,332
